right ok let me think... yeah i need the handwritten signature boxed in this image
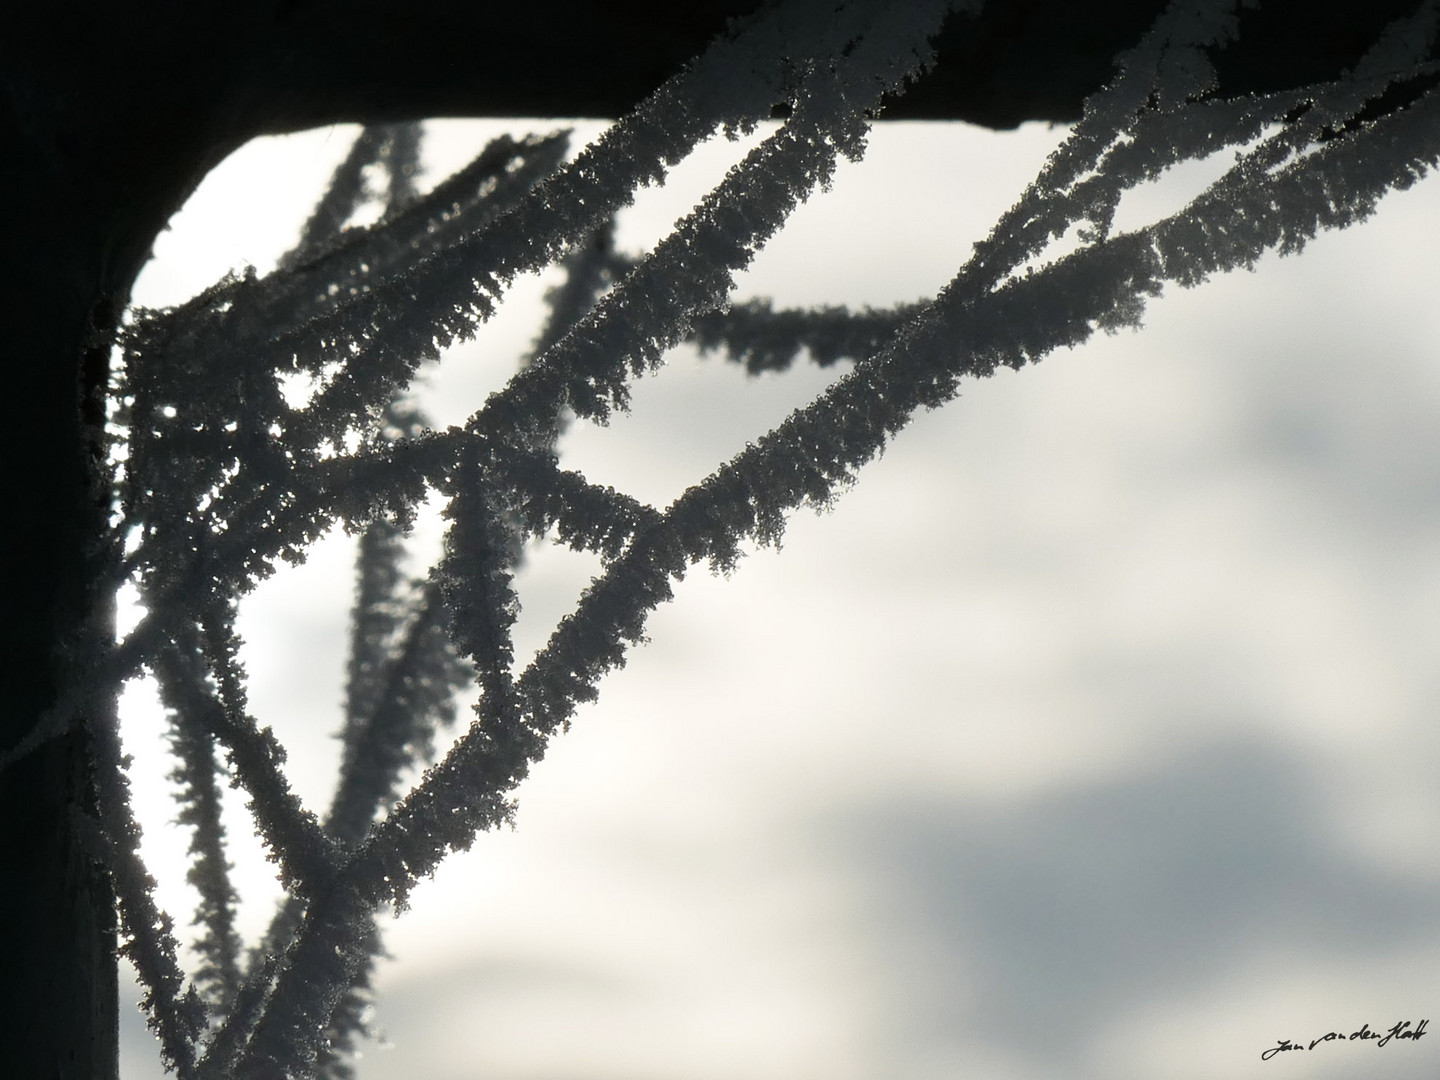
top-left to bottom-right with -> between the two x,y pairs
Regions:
1262,1020 -> 1428,1061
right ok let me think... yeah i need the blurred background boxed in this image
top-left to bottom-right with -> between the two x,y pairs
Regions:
117,116 -> 1440,1080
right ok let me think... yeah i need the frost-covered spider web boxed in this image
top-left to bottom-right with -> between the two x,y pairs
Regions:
86,1 -> 1440,1077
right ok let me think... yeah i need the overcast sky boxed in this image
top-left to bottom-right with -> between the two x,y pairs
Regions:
117,115 -> 1440,1080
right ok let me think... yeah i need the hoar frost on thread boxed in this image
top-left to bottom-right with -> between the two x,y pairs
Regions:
64,0 -> 1440,1077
